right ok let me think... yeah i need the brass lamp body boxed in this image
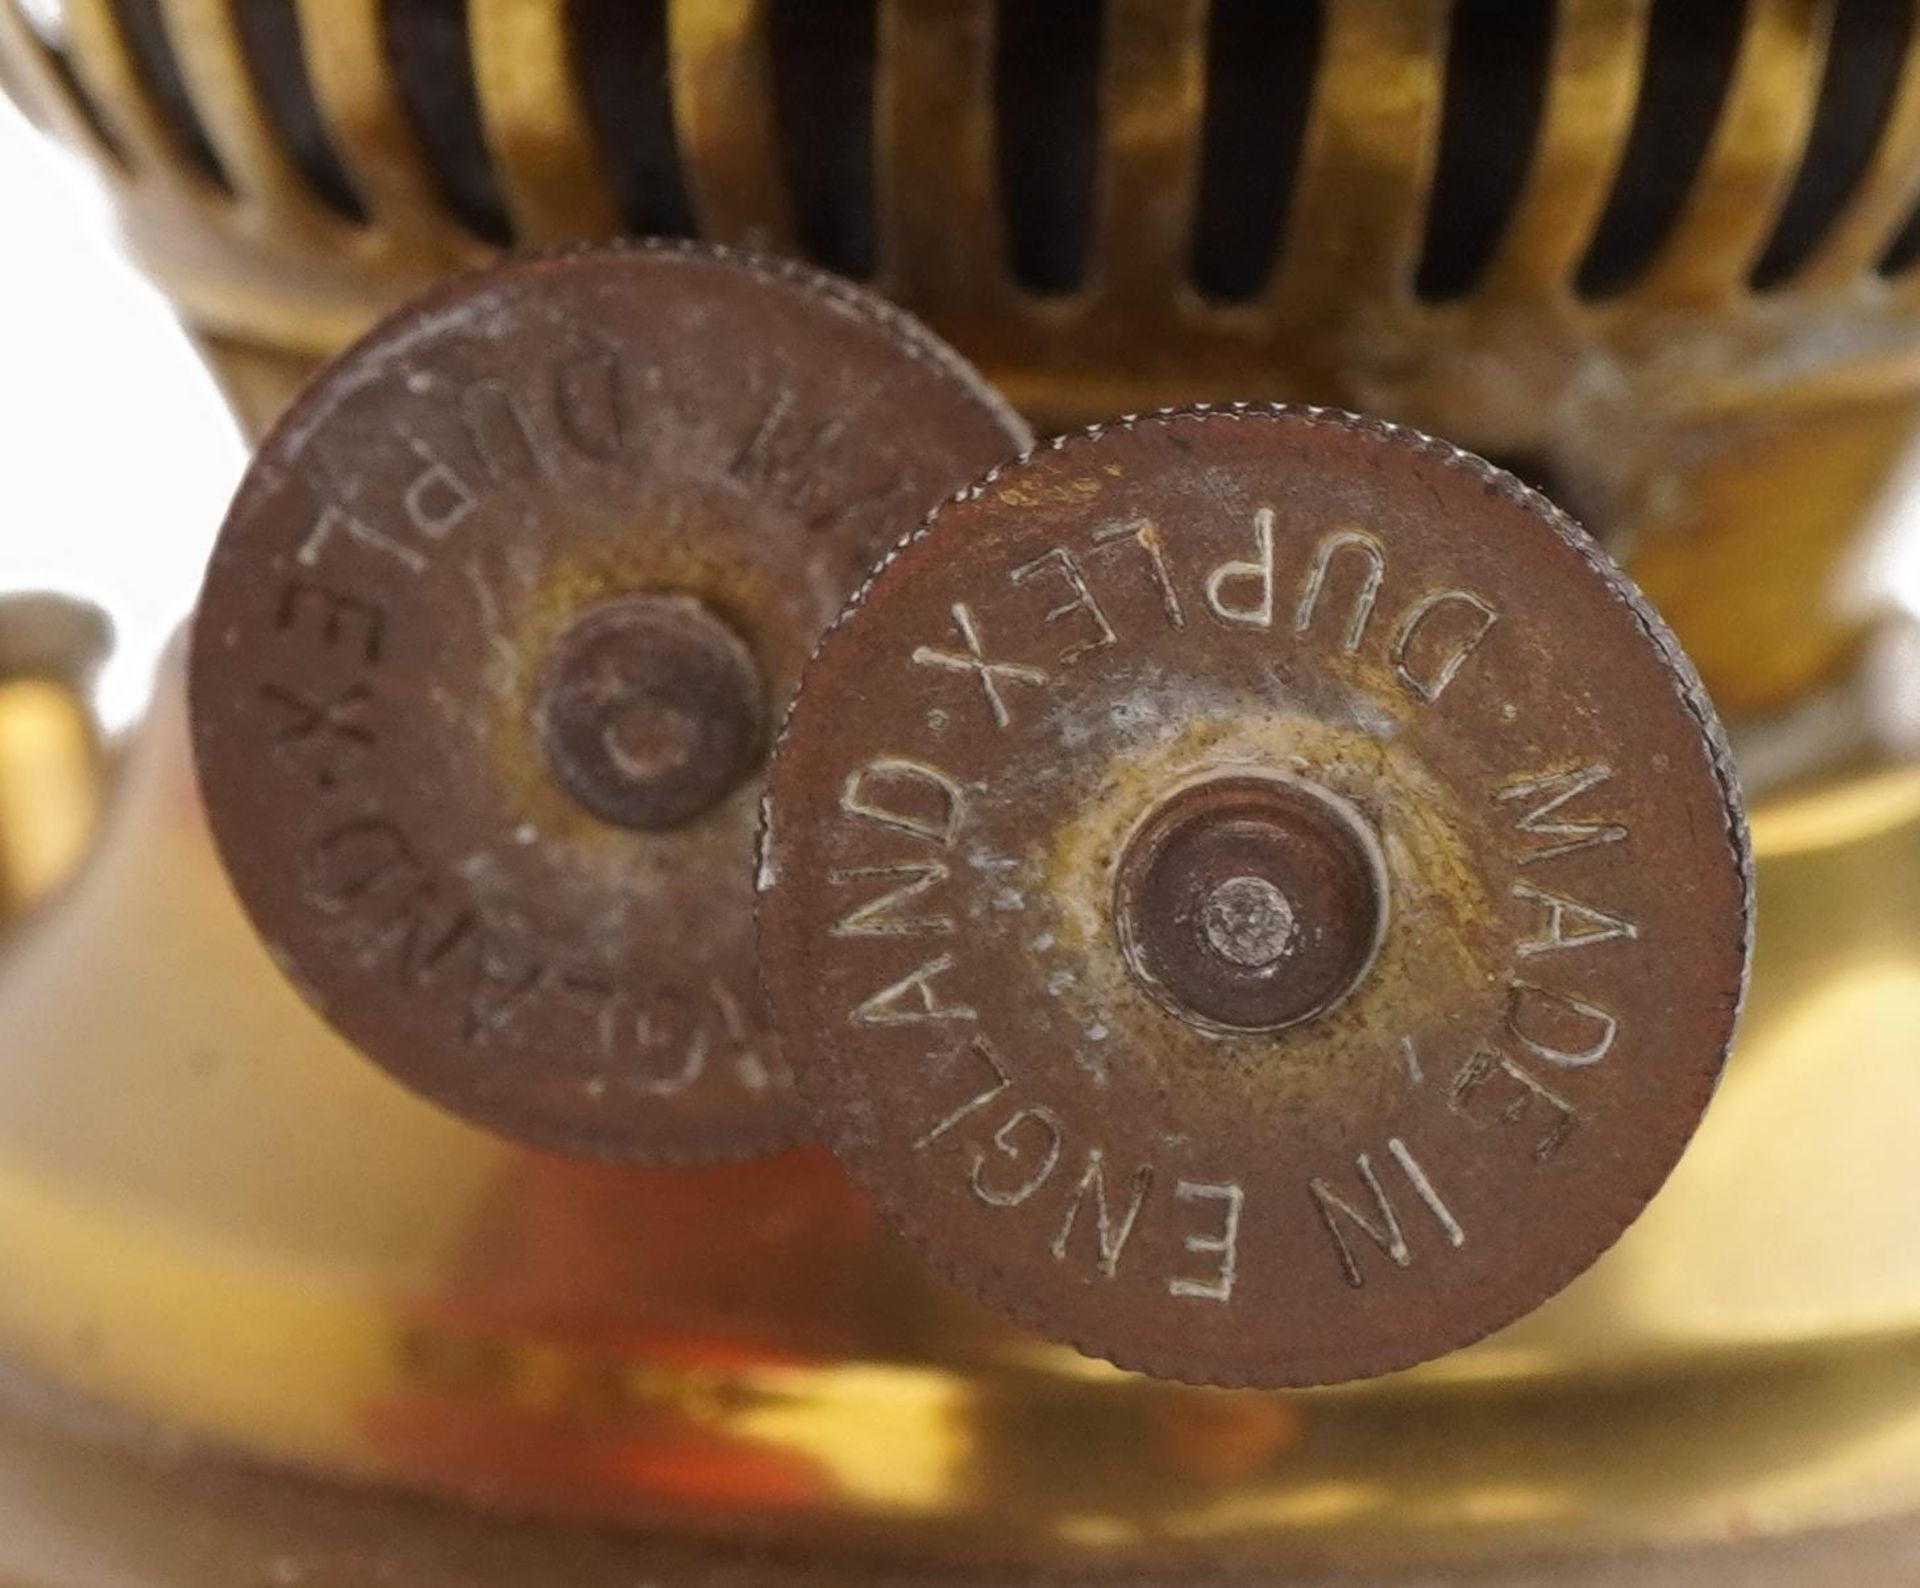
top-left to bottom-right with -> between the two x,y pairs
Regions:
4,2 -> 1920,1582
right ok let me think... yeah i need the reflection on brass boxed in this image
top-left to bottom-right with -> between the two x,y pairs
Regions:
1,2 -> 1919,1582
0,596 -> 106,925
0,677 -> 99,922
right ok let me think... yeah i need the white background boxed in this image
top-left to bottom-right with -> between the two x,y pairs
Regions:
0,89 -> 242,730
0,87 -> 1914,735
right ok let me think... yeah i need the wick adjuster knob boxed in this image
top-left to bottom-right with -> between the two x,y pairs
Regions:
757,406 -> 1751,1387
189,242 -> 1027,1164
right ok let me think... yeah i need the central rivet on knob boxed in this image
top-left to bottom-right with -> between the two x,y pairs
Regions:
603,697 -> 703,784
1200,874 -> 1299,970
535,593 -> 767,833
1113,772 -> 1388,1035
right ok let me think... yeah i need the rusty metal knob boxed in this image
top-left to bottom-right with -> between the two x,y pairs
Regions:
190,242 -> 1027,1163
757,406 -> 1751,1387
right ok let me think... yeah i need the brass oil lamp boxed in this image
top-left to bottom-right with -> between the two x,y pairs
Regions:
2,4 -> 1920,1583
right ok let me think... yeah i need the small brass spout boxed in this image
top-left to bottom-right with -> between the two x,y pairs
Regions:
0,596 -> 106,927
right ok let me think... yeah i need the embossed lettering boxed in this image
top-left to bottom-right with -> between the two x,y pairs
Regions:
829,863 -> 953,937
461,378 -> 546,481
302,821 -> 485,997
916,1036 -> 1013,1149
813,468 -> 912,532
970,1106 -> 1064,1207
1498,766 -> 1628,863
850,953 -> 976,1026
1204,507 -> 1276,628
304,815 -> 422,908
402,443 -> 477,541
1400,1035 -> 1425,1086
1310,1139 -> 1464,1288
554,345 -> 629,459
840,758 -> 966,844
1506,982 -> 1619,1068
1449,1048 -> 1581,1162
1294,529 -> 1385,652
912,603 -> 1048,729
729,381 -> 890,528
259,681 -> 374,785
298,503 -> 426,575
1513,884 -> 1639,957
1050,1150 -> 1153,1277
730,388 -> 804,482
590,974 -> 769,1094
627,1000 -> 710,1095
1011,547 -> 1116,664
1391,590 -> 1498,702
1168,1180 -> 1243,1302
274,580 -> 386,664
455,936 -> 549,1044
708,977 -> 772,1093
1090,517 -> 1185,629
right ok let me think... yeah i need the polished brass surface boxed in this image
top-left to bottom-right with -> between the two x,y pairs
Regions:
0,597 -> 107,926
5,1379 -> 1920,1588
0,647 -> 1910,1570
0,677 -> 99,923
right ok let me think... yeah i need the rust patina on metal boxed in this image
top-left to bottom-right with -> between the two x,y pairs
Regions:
189,241 -> 1029,1164
758,405 -> 1752,1388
